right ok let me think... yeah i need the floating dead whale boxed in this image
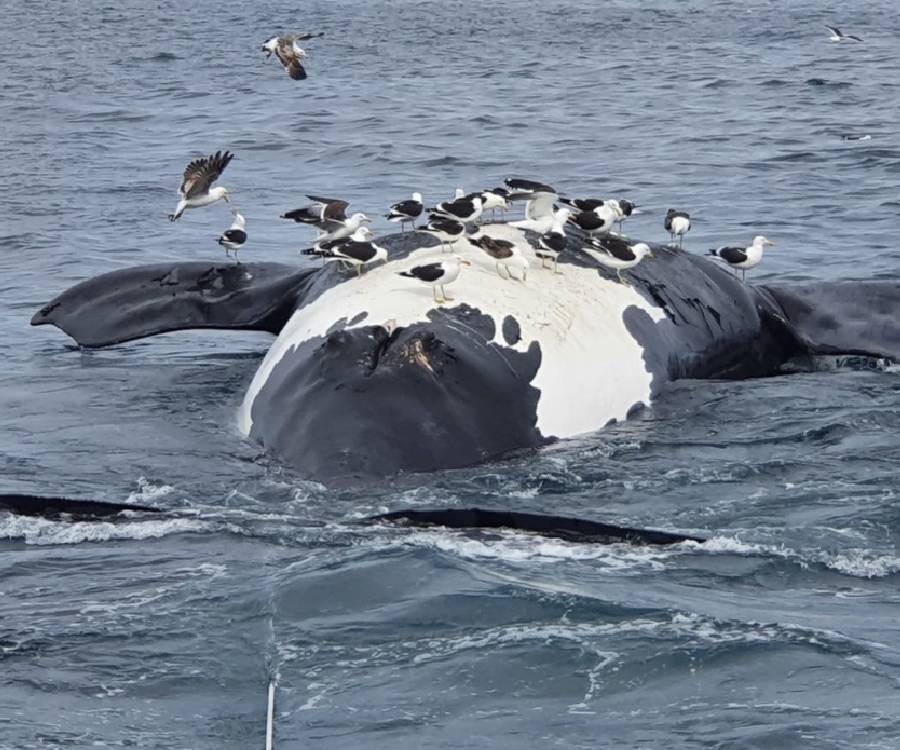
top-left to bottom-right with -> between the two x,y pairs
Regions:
31,226 -> 900,481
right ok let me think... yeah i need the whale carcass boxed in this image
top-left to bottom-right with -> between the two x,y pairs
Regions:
31,226 -> 900,480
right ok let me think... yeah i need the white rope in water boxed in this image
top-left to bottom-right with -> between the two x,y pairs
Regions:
265,681 -> 275,750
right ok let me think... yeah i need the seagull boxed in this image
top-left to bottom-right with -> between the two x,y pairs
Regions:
398,255 -> 472,304
615,199 -> 639,232
385,192 -> 424,231
300,226 -> 372,259
322,229 -> 388,276
429,194 -> 484,224
664,208 -> 691,247
281,196 -> 372,242
216,209 -> 247,260
168,150 -> 233,221
586,238 -> 654,286
417,216 -> 467,252
262,32 -> 325,79
825,25 -> 862,42
470,189 -> 509,219
505,178 -> 559,233
708,235 -> 774,281
469,232 -> 529,281
534,208 -> 571,274
566,201 -> 623,237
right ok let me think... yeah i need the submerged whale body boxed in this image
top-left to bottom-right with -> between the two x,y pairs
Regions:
32,227 -> 900,480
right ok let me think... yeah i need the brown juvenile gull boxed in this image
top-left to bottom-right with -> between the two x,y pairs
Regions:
169,150 -> 233,221
262,32 -> 325,80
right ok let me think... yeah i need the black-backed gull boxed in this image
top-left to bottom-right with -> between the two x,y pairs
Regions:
398,255 -> 471,304
216,209 -> 247,259
418,216 -> 467,252
709,235 -> 774,280
825,25 -> 862,42
664,208 -> 691,247
586,238 -> 654,286
386,192 -> 424,231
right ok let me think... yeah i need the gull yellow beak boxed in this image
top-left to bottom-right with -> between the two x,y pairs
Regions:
461,260 -> 472,267
765,239 -> 775,246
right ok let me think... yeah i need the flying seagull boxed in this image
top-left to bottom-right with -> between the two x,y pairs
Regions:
216,209 -> 247,260
262,32 -> 325,80
825,25 -> 862,42
709,235 -> 774,281
169,150 -> 233,221
398,256 -> 472,304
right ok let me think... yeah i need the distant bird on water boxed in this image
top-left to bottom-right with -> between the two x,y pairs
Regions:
217,209 -> 247,260
708,235 -> 774,281
169,150 -> 233,221
399,255 -> 471,304
262,32 -> 325,79
385,192 -> 424,231
825,25 -> 862,42
664,208 -> 691,247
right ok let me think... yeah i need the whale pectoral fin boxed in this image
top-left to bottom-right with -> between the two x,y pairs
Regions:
367,507 -> 704,546
0,493 -> 161,519
31,262 -> 317,348
760,281 -> 900,362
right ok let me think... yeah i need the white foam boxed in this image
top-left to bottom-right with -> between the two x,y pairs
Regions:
238,225 -> 665,439
126,476 -> 175,504
0,514 -> 207,546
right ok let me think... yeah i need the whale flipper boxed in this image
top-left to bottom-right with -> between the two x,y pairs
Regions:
31,262 -> 316,348
760,281 -> 900,362
369,507 -> 704,546
0,493 -> 160,519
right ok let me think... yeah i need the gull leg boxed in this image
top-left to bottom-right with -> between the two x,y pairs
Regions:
433,285 -> 440,303
442,284 -> 454,301
554,257 -> 562,275
617,269 -> 632,287
356,264 -> 363,277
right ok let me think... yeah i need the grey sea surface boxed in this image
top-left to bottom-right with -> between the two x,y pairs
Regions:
2,0 -> 900,747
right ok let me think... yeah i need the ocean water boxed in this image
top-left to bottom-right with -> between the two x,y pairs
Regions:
2,0 -> 900,747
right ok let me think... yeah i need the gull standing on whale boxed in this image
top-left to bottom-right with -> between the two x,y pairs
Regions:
664,208 -> 691,247
216,209 -> 247,260
709,235 -> 774,281
585,238 -> 654,286
398,255 -> 472,304
417,216 -> 467,252
385,192 -> 424,231
168,150 -> 233,221
505,178 -> 559,234
262,32 -> 325,80
534,208 -> 571,273
321,228 -> 388,276
469,232 -> 529,281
